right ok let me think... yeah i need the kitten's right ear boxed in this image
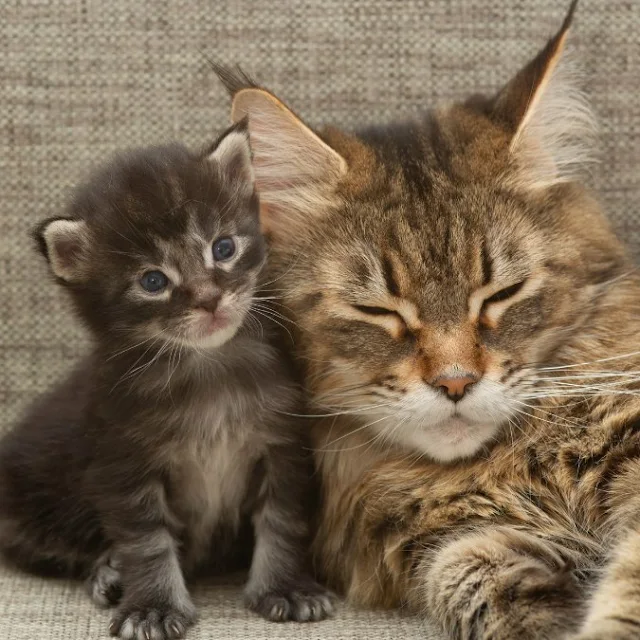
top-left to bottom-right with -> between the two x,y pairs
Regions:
229,88 -> 347,238
208,118 -> 254,188
35,218 -> 91,284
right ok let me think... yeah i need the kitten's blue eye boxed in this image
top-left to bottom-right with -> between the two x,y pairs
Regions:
140,270 -> 169,293
212,237 -> 236,262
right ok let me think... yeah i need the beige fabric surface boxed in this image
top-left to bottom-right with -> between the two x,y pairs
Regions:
1,0 -> 638,638
0,568 -> 437,639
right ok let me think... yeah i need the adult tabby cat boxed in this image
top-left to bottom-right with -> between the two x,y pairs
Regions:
215,2 -> 640,637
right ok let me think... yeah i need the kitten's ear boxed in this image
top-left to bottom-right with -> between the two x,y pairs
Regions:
35,218 -> 91,283
492,0 -> 595,189
208,118 -> 254,188
229,88 -> 347,237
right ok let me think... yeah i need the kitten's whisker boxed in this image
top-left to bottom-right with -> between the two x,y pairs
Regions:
250,303 -> 297,327
111,335 -> 170,393
248,308 -> 295,344
107,329 -> 168,361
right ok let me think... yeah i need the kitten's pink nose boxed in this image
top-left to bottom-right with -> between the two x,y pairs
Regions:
195,296 -> 220,314
432,374 -> 478,402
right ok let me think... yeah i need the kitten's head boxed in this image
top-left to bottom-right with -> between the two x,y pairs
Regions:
221,1 -> 631,462
36,121 -> 265,351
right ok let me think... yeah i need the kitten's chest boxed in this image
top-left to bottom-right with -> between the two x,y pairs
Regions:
167,429 -> 264,568
164,389 -> 269,562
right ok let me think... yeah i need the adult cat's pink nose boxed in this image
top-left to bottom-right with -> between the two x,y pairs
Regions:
433,374 -> 478,402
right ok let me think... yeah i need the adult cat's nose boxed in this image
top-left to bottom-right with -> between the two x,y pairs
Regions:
432,374 -> 478,402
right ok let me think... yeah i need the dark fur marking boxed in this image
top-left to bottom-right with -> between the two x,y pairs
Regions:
299,291 -> 323,311
596,438 -> 640,495
359,120 -> 435,201
469,601 -> 489,640
374,514 -> 403,538
402,537 -> 425,580
567,416 -> 640,483
481,245 -> 493,287
609,616 -> 640,629
516,488 -> 546,511
382,254 -> 400,297
410,500 -> 422,517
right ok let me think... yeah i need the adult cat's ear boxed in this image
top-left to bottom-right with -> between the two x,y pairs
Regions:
229,88 -> 347,237
208,118 -> 254,188
35,218 -> 91,284
492,0 -> 596,190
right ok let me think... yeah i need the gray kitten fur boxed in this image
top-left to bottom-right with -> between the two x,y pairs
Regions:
0,121 -> 333,640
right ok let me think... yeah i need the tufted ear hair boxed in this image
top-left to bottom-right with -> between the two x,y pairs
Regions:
491,0 -> 596,190
207,117 -> 254,190
226,85 -> 347,238
35,217 -> 91,284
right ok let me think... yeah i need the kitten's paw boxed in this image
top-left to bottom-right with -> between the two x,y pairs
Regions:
87,561 -> 123,607
109,603 -> 197,640
245,579 -> 336,622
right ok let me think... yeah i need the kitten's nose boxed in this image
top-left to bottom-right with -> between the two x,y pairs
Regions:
432,374 -> 478,402
195,296 -> 220,314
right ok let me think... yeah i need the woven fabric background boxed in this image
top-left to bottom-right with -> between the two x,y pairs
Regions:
0,0 -> 638,638
0,571 -> 437,639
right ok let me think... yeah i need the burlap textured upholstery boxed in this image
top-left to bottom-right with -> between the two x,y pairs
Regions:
1,0 -> 637,637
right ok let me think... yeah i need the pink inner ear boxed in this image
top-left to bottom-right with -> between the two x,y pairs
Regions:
54,235 -> 84,272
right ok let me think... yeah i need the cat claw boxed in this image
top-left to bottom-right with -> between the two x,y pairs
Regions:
109,604 -> 196,640
245,579 -> 336,622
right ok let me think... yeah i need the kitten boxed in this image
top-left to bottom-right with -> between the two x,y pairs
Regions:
215,1 -> 640,639
0,121 -> 333,640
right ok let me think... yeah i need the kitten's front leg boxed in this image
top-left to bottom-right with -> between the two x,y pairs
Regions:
107,531 -> 196,640
244,443 -> 335,622
95,480 -> 197,640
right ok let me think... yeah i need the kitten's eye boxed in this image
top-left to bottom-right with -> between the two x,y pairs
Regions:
212,237 -> 236,261
140,270 -> 169,293
483,280 -> 526,305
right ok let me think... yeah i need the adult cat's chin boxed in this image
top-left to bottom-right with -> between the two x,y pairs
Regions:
382,416 -> 503,463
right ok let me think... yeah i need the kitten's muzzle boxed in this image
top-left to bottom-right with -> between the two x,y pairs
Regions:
187,298 -> 234,339
194,295 -> 220,315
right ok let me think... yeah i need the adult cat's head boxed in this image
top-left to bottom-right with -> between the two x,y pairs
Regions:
36,121 -> 265,351
219,1 -> 632,462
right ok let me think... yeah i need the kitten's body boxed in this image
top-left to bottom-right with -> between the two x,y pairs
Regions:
216,2 -> 640,637
1,338 -> 295,576
0,126 -> 332,640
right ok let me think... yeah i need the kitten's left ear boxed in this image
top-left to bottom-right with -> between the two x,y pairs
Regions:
208,118 -> 254,188
492,0 -> 595,189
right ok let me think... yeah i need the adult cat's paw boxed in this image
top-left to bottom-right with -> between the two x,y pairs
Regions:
245,579 -> 336,622
570,617 -> 640,640
109,601 -> 197,640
